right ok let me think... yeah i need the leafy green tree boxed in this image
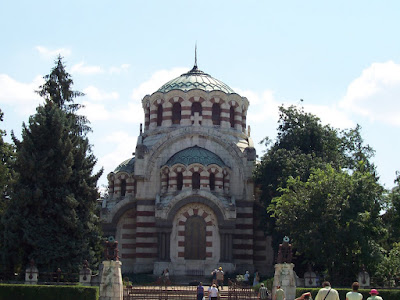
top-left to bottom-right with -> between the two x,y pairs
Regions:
382,172 -> 400,248
3,57 -> 103,272
375,242 -> 400,286
269,164 -> 384,284
254,104 -> 384,282
254,105 -> 345,238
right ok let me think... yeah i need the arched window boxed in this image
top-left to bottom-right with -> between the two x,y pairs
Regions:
212,103 -> 221,125
177,172 -> 183,191
172,102 -> 181,125
157,104 -> 163,127
192,172 -> 200,189
191,102 -> 202,116
110,181 -> 115,195
209,173 -> 215,191
121,179 -> 126,197
230,106 -> 235,128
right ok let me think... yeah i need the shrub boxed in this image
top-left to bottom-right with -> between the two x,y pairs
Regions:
0,284 -> 99,300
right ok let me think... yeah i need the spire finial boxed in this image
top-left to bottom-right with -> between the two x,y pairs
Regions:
194,42 -> 197,68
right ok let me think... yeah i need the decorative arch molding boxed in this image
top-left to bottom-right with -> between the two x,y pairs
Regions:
144,129 -> 245,180
162,192 -> 236,226
105,197 -> 137,226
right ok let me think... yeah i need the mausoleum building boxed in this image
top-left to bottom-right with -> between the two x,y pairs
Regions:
100,62 -> 274,276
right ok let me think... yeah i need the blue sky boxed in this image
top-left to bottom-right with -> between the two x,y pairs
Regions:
1,1 -> 400,191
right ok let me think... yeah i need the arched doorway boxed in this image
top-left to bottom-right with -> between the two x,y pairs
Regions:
184,215 -> 206,260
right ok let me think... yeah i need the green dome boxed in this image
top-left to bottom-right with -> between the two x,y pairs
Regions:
165,146 -> 226,167
157,65 -> 235,94
114,157 -> 135,173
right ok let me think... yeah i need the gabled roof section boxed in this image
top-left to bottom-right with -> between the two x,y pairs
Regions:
165,146 -> 227,167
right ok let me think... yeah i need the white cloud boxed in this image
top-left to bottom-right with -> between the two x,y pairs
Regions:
71,62 -> 104,75
35,46 -> 71,59
0,74 -> 43,115
304,104 -> 354,129
99,131 -> 137,174
239,89 -> 281,123
80,101 -> 110,122
109,64 -> 130,74
112,102 -> 144,124
83,86 -> 119,101
340,60 -> 400,126
131,67 -> 187,101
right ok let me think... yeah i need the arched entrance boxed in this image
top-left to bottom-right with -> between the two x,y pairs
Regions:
184,215 -> 206,260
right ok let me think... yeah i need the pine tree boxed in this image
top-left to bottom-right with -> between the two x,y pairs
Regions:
3,57 -> 103,272
0,109 -> 15,262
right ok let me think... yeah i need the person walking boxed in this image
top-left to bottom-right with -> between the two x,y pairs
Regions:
274,285 -> 285,300
346,282 -> 363,300
366,289 -> 383,300
315,281 -> 339,300
197,282 -> 204,300
258,283 -> 269,300
216,266 -> 224,290
253,270 -> 260,286
211,269 -> 217,286
244,271 -> 250,285
208,283 -> 219,300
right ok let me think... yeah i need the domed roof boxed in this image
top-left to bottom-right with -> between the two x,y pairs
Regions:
165,146 -> 227,167
157,65 -> 235,94
114,157 -> 135,173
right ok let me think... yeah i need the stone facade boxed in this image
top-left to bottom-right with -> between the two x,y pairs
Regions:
100,64 -> 274,276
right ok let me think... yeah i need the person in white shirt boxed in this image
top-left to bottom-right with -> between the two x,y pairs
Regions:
315,281 -> 339,300
346,282 -> 363,300
208,284 -> 219,300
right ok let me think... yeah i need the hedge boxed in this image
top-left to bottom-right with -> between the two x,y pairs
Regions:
296,287 -> 400,300
0,284 -> 99,300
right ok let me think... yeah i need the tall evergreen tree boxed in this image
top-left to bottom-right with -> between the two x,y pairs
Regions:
3,57 -> 103,272
0,109 -> 15,260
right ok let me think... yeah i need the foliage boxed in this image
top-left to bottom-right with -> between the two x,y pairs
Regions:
254,104 -> 385,283
382,171 -> 400,248
2,57 -> 103,272
0,109 -> 15,252
375,242 -> 400,285
269,164 -> 384,284
0,284 -> 99,300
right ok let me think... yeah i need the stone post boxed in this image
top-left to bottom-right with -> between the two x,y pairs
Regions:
79,260 -> 92,286
99,260 -> 123,300
99,239 -> 123,300
272,263 -> 296,300
25,259 -> 38,285
304,265 -> 318,288
358,266 -> 370,288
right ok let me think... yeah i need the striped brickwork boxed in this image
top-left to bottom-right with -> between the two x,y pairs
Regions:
109,173 -> 136,197
233,201 -> 254,264
161,164 -> 229,195
143,93 -> 249,133
135,200 -> 157,261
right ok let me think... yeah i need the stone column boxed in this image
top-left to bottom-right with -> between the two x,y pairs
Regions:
99,260 -> 123,300
358,269 -> 370,288
25,259 -> 38,285
79,260 -> 92,286
272,263 -> 296,300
